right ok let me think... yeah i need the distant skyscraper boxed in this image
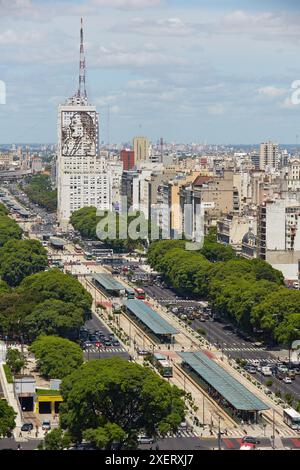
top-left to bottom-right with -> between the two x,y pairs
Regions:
259,141 -> 279,171
120,149 -> 135,171
57,19 -> 111,227
133,136 -> 149,163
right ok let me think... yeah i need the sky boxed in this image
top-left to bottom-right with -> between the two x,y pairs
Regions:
1,0 -> 300,144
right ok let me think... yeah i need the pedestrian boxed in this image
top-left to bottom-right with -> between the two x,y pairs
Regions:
155,444 -> 159,451
17,444 -> 21,450
19,431 -> 22,438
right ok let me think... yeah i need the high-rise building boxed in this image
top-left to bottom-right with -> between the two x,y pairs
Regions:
133,136 -> 149,163
259,141 -> 279,171
120,149 -> 135,171
57,19 -> 111,227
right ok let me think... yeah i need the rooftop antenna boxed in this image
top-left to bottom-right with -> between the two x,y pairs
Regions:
77,18 -> 87,99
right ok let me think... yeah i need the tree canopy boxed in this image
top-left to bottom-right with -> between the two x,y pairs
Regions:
23,299 -> 85,341
70,206 -> 159,253
29,336 -> 84,380
59,357 -> 186,449
0,239 -> 48,287
0,400 -> 16,438
21,174 -> 57,212
6,348 -> 26,375
147,237 -> 294,343
18,269 -> 92,316
0,214 -> 22,247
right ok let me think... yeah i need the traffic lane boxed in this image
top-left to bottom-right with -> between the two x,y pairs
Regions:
140,437 -> 213,451
0,438 -> 41,450
84,351 -> 130,361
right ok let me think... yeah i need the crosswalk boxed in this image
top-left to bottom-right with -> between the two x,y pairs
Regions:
84,347 -> 127,353
246,357 -> 278,365
165,429 -> 199,439
223,347 -> 267,353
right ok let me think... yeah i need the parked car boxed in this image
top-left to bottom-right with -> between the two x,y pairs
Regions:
21,423 -> 33,432
112,340 -> 120,346
42,420 -> 51,431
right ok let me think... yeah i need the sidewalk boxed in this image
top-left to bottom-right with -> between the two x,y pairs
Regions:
0,362 -> 23,440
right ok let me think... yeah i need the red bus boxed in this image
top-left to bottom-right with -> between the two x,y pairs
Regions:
135,288 -> 146,300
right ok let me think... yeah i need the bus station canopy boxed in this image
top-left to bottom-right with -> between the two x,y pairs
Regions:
178,351 -> 269,412
123,299 -> 178,336
93,273 -> 125,293
49,238 -> 65,248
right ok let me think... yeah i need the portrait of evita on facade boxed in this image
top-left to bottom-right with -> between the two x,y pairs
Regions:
61,111 -> 97,157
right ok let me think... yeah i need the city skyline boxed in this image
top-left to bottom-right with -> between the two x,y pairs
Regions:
1,0 -> 300,144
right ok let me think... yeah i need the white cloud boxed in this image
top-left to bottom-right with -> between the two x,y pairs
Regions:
113,16 -> 195,36
258,86 -> 286,98
207,103 -> 225,115
94,45 -> 186,68
91,0 -> 161,9
0,29 -> 42,45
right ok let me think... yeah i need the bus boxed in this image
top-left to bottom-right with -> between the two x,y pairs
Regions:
283,408 -> 300,430
74,244 -> 82,253
112,303 -> 122,313
84,252 -> 93,260
125,288 -> 135,300
135,288 -> 146,300
153,353 -> 173,378
93,249 -> 114,257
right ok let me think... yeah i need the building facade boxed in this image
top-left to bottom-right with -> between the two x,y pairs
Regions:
57,20 -> 111,227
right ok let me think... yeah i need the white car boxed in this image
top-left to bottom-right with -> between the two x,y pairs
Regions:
283,377 -> 292,384
137,435 -> 154,444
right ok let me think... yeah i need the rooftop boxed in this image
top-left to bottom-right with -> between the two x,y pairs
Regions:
179,351 -> 269,412
93,273 -> 125,293
123,299 -> 178,336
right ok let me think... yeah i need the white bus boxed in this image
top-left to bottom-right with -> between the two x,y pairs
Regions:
283,408 -> 300,430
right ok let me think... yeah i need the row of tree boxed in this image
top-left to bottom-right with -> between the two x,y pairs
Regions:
0,269 -> 92,342
70,206 -> 157,252
0,203 -> 23,247
21,174 -> 57,212
147,237 -> 300,345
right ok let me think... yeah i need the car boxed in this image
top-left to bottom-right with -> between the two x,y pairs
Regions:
137,348 -> 149,356
283,377 -> 292,384
137,435 -> 154,445
88,335 -> 98,343
21,423 -> 33,432
104,340 -> 112,346
242,436 -> 260,445
82,341 -> 93,349
112,340 -> 120,346
42,420 -> 51,431
222,325 -> 234,331
248,367 -> 257,374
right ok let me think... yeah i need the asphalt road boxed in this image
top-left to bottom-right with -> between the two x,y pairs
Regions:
84,311 -> 130,361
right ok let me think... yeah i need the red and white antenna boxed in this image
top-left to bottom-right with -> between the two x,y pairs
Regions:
77,18 -> 87,99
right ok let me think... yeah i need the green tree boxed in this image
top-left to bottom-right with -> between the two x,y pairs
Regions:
0,399 -> 16,438
23,299 -> 85,341
83,424 -> 127,450
0,214 -> 22,247
29,336 -> 84,379
59,358 -> 186,449
0,239 -> 48,286
41,428 -> 71,450
21,174 -> 57,212
18,269 -> 92,317
6,348 -> 26,375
